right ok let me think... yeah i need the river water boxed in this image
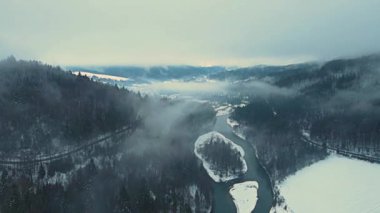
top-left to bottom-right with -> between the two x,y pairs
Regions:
212,115 -> 273,213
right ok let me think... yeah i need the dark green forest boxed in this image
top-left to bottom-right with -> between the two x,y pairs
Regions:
0,57 -> 217,212
232,54 -> 380,181
0,57 -> 144,153
198,135 -> 245,178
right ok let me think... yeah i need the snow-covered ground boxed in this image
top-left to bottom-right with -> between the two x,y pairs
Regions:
214,101 -> 248,117
270,203 -> 293,213
229,181 -> 259,213
277,155 -> 380,213
73,71 -> 130,81
194,131 -> 248,182
227,118 -> 247,140
215,105 -> 234,116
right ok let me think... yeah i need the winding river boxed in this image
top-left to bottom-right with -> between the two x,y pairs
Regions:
212,114 -> 273,213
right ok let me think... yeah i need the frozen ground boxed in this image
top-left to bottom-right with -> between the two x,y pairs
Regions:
229,181 -> 259,213
278,155 -> 380,213
194,131 -> 248,182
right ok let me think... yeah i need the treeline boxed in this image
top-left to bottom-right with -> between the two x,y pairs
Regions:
0,57 -> 144,153
67,65 -> 226,81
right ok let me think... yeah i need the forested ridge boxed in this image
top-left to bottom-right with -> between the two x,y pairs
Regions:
0,56 -> 144,154
67,65 -> 226,81
0,57 -> 217,212
232,54 -> 380,182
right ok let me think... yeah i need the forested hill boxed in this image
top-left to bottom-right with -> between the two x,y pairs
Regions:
208,63 -> 318,81
232,54 -> 380,182
67,65 -> 227,81
273,54 -> 380,98
0,57 -> 144,153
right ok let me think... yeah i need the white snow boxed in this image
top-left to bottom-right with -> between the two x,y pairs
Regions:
73,71 -> 129,81
227,118 -> 247,140
278,155 -> 380,213
233,103 -> 247,108
46,172 -> 70,186
215,105 -> 234,116
194,131 -> 248,182
229,181 -> 259,213
301,129 -> 311,139
188,184 -> 212,213
270,203 -> 293,213
227,117 -> 239,128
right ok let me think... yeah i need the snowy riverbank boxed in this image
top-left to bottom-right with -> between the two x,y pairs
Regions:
229,181 -> 259,213
273,155 -> 380,213
215,105 -> 234,116
227,118 -> 247,140
194,131 -> 248,182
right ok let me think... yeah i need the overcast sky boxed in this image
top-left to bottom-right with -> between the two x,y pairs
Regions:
1,0 -> 380,66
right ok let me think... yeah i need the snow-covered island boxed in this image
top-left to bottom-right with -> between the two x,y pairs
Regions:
194,131 -> 248,182
229,181 -> 259,213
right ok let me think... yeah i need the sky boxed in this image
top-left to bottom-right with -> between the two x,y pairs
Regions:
1,0 -> 380,66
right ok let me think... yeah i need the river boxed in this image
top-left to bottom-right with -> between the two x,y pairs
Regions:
212,114 -> 273,213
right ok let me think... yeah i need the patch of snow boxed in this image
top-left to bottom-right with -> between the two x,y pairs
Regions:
227,118 -> 247,140
194,131 -> 248,182
227,118 -> 239,128
272,108 -> 277,116
149,190 -> 157,201
234,103 -> 247,108
270,202 -> 294,213
73,71 -> 129,81
278,155 -> 380,213
215,105 -> 234,116
229,181 -> 259,213
233,130 -> 247,141
187,184 -> 212,213
46,172 -> 70,187
301,129 -> 310,139
189,184 -> 198,198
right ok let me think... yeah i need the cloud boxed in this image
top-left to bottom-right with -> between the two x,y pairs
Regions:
1,0 -> 380,65
123,97 -> 215,157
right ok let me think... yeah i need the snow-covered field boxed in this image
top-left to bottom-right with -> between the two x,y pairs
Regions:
229,181 -> 259,213
194,131 -> 248,182
277,155 -> 380,213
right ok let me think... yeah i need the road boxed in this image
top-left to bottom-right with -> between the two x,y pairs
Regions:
302,133 -> 380,163
0,126 -> 132,166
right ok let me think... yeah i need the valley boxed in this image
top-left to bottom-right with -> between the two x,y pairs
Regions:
1,54 -> 380,212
